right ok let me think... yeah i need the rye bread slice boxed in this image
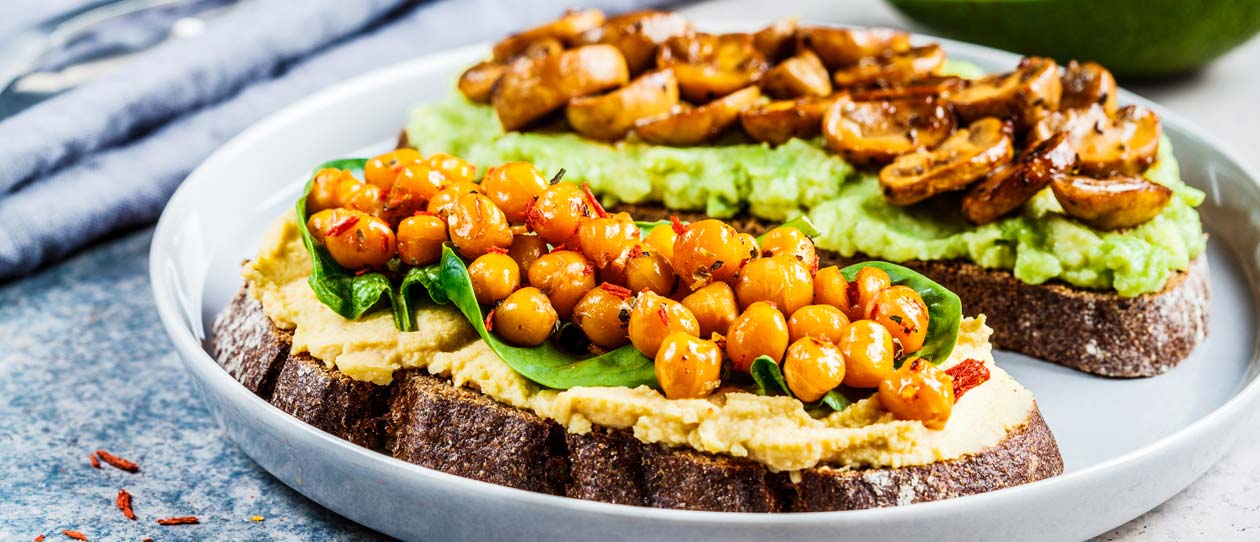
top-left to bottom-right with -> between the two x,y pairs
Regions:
210,288 -> 1063,512
616,204 -> 1210,377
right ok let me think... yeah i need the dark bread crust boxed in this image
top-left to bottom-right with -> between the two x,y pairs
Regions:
616,204 -> 1210,377
211,289 -> 1063,512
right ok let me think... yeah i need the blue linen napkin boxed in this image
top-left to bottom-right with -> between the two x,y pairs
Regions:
0,0 -> 675,281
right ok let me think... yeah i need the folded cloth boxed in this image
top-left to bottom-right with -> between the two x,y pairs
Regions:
0,0 -> 675,281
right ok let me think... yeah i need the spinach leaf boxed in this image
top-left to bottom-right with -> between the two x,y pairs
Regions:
839,261 -> 962,364
749,355 -> 853,413
434,245 -> 658,390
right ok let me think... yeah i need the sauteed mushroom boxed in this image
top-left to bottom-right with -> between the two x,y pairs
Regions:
947,57 -> 1061,131
878,118 -> 1015,206
576,10 -> 693,75
832,45 -> 946,89
822,94 -> 956,167
566,69 -> 680,140
961,132 -> 1078,224
1050,174 -> 1173,230
752,17 -> 798,61
636,86 -> 762,146
1060,60 -> 1118,115
657,33 -> 771,102
740,96 -> 836,145
848,75 -> 964,101
493,45 -> 630,131
796,26 -> 910,69
1031,104 -> 1161,177
459,38 -> 563,104
761,49 -> 832,98
492,9 -> 606,61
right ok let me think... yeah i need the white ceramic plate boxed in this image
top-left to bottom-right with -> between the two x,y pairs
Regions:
151,22 -> 1260,542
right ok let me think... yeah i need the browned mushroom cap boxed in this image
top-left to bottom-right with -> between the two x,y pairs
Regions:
961,132 -> 1079,224
947,57 -> 1062,131
492,9 -> 606,61
740,95 -> 837,145
832,45 -> 946,89
878,118 -> 1015,206
1031,104 -> 1161,177
1060,60 -> 1118,115
822,94 -> 956,167
657,33 -> 771,103
848,75 -> 964,101
635,86 -> 762,146
566,69 -> 680,141
576,10 -> 693,75
753,18 -> 799,62
459,38 -> 564,104
1050,173 -> 1173,230
493,45 -> 630,132
796,27 -> 911,69
761,49 -> 832,99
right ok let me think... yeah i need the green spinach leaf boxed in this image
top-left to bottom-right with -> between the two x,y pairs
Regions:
839,261 -> 962,364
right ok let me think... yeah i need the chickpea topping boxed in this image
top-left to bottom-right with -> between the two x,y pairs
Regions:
306,168 -> 360,214
494,287 -> 558,346
527,182 -> 593,245
578,212 -> 641,269
469,252 -> 521,305
365,148 -> 422,189
447,193 -> 514,259
573,286 -> 632,349
623,250 -> 677,297
527,250 -> 598,319
655,332 -> 723,399
878,357 -> 955,429
671,219 -> 750,290
869,285 -> 929,354
343,182 -> 386,218
507,233 -> 548,275
681,281 -> 740,337
384,162 -> 448,223
642,225 -> 678,261
628,291 -> 700,358
307,209 -> 396,270
759,226 -> 818,272
812,265 -> 850,311
482,161 -> 549,223
396,214 -> 448,266
787,304 -> 850,345
427,180 -> 482,216
735,254 -> 814,316
425,152 -> 478,184
839,320 -> 896,388
783,337 -> 846,402
726,301 -> 790,373
850,266 -> 892,321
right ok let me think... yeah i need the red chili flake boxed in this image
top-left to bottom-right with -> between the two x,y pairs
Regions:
412,210 -> 438,217
353,267 -> 372,276
670,216 -> 686,236
116,489 -> 136,521
156,516 -> 200,526
582,263 -> 596,275
946,358 -> 991,399
486,246 -> 509,255
484,309 -> 495,332
34,535 -> 44,542
626,244 -> 644,260
62,531 -> 87,541
326,215 -> 360,237
549,242 -> 569,253
656,306 -> 669,326
598,282 -> 632,299
379,235 -> 390,254
845,281 -> 861,313
94,450 -> 139,473
88,453 -> 100,469
581,183 -> 610,218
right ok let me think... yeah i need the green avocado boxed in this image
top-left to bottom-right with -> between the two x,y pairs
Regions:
888,0 -> 1260,77
405,95 -> 1204,297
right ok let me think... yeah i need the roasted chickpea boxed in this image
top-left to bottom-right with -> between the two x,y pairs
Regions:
306,168 -> 359,214
735,254 -> 814,315
655,332 -> 723,399
672,219 -> 752,290
481,161 -> 549,223
447,193 -> 513,259
783,337 -> 846,403
839,320 -> 895,388
850,266 -> 892,321
383,162 -> 448,223
343,182 -> 386,218
572,285 -> 633,349
681,282 -> 739,337
396,213 -> 449,266
469,252 -> 521,305
878,357 -> 954,430
365,148 -> 422,189
493,287 -> 558,346
425,152 -> 478,184
307,209 -> 396,270
813,265 -> 851,311
507,233 -> 548,276
527,250 -> 598,319
527,183 -> 593,245
787,304 -> 850,345
760,226 -> 818,273
869,285 -> 930,354
726,301 -> 790,372
642,224 -> 678,261
426,180 -> 481,216
737,232 -> 760,262
578,212 -> 641,269
624,250 -> 677,297
628,291 -> 700,358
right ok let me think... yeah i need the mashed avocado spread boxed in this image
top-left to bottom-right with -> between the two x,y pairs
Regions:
406,95 -> 1204,297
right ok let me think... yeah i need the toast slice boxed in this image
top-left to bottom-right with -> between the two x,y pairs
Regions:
211,288 -> 1063,512
616,204 -> 1211,378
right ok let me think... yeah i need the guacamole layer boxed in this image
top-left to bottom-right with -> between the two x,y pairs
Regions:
405,97 -> 1204,297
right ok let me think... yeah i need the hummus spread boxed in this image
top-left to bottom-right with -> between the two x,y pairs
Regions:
244,214 -> 1036,472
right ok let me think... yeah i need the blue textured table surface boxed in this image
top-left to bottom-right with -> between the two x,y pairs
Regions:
0,228 -> 386,541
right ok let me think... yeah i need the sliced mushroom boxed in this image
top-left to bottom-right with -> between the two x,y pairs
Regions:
657,33 -> 770,103
961,132 -> 1079,224
566,69 -> 679,141
878,118 -> 1015,206
459,38 -> 564,104
740,95 -> 837,145
822,94 -> 956,167
493,45 -> 630,132
1060,60 -> 1118,115
832,44 -> 946,89
576,10 -> 693,75
752,17 -> 798,61
796,27 -> 910,69
848,75 -> 964,101
761,49 -> 832,98
946,57 -> 1062,131
636,86 -> 762,146
1051,174 -> 1173,230
492,9 -> 606,61
1031,103 -> 1161,177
